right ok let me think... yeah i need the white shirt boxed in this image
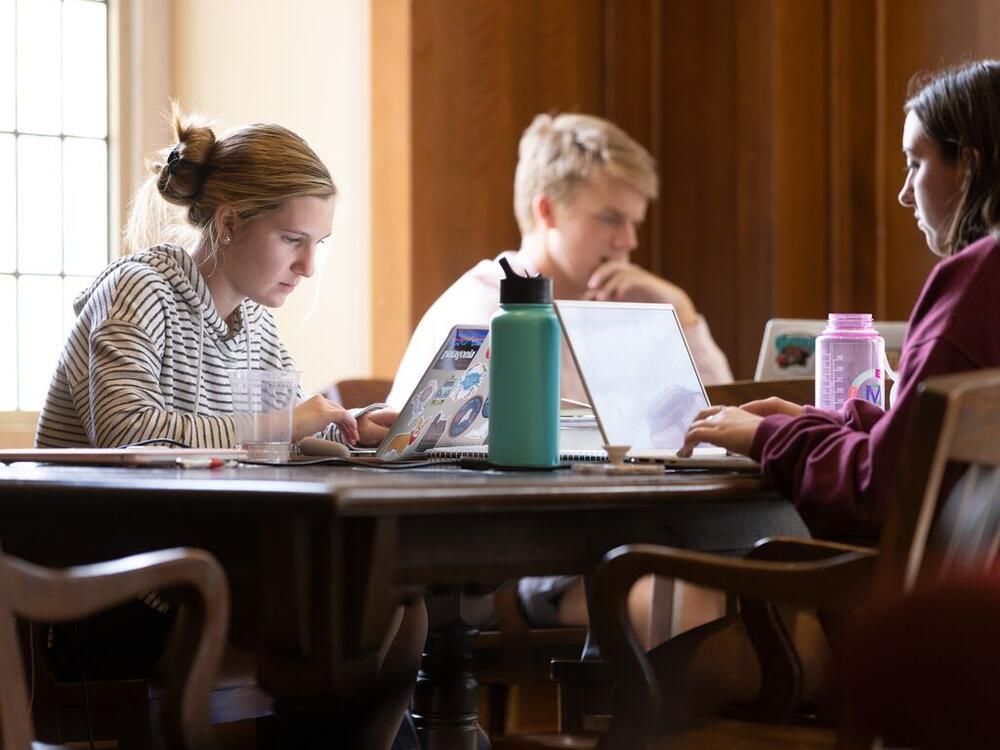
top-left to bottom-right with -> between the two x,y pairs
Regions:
387,251 -> 734,408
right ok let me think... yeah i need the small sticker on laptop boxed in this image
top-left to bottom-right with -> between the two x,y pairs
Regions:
416,413 -> 447,451
452,362 -> 487,400
449,396 -> 484,437
411,380 -> 436,417
431,376 -> 457,405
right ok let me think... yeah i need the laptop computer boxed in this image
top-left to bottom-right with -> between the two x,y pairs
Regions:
374,326 -> 493,460
373,325 -> 605,462
755,318 -> 907,381
555,300 -> 758,470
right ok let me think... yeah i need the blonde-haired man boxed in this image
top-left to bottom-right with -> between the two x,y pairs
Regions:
387,113 -> 732,412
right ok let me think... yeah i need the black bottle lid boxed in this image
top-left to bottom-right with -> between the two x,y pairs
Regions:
498,257 -> 553,304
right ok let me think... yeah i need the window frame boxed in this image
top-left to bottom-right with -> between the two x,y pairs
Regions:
0,0 -> 114,445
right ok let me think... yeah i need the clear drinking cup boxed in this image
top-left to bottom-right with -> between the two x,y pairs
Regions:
230,369 -> 300,461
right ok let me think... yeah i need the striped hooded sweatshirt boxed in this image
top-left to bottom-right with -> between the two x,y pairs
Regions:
36,244 -> 347,448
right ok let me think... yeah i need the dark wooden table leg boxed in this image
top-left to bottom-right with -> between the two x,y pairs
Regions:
412,588 -> 485,750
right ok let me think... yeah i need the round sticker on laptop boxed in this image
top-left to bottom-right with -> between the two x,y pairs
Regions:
452,362 -> 487,400
449,396 -> 483,437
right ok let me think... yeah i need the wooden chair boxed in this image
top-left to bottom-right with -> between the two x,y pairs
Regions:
493,378 -> 818,747
323,378 -> 393,409
1,546 -> 229,750
475,586 -> 589,737
590,367 -> 1000,749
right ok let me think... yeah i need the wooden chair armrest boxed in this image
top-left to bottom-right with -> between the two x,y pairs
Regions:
600,543 -> 875,611
4,548 -> 229,750
750,535 -> 877,562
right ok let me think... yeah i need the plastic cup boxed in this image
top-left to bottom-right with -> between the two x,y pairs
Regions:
230,369 -> 300,461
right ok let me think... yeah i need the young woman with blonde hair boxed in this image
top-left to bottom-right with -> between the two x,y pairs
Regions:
37,106 -> 421,749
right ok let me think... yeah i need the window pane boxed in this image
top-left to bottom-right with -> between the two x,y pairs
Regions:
0,0 -> 14,131
16,0 -> 61,135
0,275 -> 15,410
64,274 -> 92,336
18,274 -> 63,411
0,134 -> 14,273
62,1 -> 107,138
17,134 -> 62,274
64,138 -> 107,275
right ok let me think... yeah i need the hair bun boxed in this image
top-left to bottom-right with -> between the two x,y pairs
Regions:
155,105 -> 218,206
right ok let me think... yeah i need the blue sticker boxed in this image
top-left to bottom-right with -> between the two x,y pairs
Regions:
449,396 -> 484,438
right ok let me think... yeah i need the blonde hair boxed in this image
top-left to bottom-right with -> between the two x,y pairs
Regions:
513,113 -> 658,234
124,102 -> 337,255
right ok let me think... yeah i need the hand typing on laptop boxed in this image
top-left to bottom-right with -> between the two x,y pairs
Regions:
677,405 -> 762,458
357,408 -> 398,447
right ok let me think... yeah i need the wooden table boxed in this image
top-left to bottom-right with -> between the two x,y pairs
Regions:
0,461 -> 807,749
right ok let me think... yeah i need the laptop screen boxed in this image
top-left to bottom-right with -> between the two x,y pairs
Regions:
556,301 -> 710,451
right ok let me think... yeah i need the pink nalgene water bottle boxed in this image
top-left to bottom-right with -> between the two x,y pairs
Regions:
815,313 -> 886,411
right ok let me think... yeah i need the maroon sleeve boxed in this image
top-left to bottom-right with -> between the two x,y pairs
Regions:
749,337 -> 975,540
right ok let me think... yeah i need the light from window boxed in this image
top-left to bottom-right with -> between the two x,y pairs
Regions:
2,0 -> 109,411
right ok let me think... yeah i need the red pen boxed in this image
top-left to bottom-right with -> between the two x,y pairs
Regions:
174,457 -> 228,469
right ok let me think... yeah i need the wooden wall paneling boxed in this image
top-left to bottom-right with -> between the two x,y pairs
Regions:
769,0 -> 831,322
409,0 -> 604,330
660,0 -> 753,375
732,0 -> 778,379
879,1 -> 937,323
828,0 -> 879,315
371,0 -> 413,377
601,0 -> 663,276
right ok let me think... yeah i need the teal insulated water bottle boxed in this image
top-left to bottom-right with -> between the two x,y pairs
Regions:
488,258 -> 561,468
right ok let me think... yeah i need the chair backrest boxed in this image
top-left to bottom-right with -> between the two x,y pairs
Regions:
0,551 -> 34,748
323,378 -> 393,409
0,546 -> 229,750
872,367 -> 1000,598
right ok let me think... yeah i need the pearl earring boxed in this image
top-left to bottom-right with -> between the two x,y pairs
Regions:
222,234 -> 231,244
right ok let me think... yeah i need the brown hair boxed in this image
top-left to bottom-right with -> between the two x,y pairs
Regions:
513,113 -> 658,235
125,102 -> 336,254
905,60 -> 1000,254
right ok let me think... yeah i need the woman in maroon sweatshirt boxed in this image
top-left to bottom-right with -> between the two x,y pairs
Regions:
680,60 -> 1000,541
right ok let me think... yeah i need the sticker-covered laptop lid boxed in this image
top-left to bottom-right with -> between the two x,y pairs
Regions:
376,326 -> 491,459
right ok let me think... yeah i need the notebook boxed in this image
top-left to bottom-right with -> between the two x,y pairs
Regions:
555,301 -> 759,470
754,318 -> 907,381
374,326 -> 605,462
0,447 -> 248,467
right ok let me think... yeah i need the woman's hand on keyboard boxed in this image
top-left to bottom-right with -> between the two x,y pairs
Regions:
678,405 -> 762,458
357,408 -> 398,447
